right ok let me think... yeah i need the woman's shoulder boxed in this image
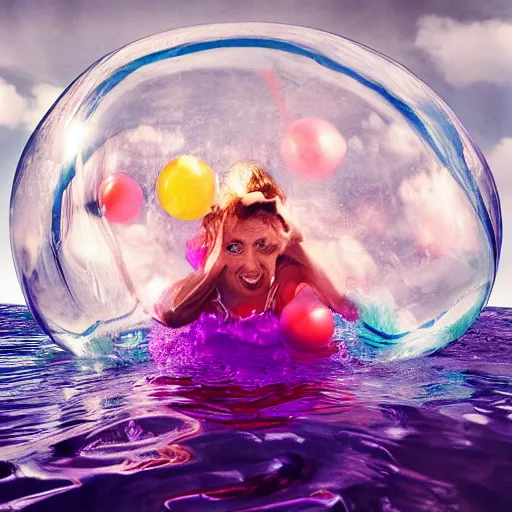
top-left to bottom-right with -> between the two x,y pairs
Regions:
275,255 -> 306,281
272,258 -> 308,315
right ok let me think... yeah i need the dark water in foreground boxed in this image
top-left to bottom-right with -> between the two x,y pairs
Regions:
1,305 -> 512,511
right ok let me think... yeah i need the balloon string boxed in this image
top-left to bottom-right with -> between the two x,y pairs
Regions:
258,70 -> 294,131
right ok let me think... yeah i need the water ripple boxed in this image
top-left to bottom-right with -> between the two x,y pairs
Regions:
1,306 -> 512,510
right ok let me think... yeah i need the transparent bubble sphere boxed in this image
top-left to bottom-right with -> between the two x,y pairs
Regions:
10,23 -> 501,360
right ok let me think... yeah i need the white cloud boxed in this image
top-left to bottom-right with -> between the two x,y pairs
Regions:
353,112 -> 422,161
385,123 -> 422,160
361,112 -> 386,132
487,137 -> 512,194
486,138 -> 512,307
0,78 -> 28,128
347,135 -> 363,152
399,166 -> 479,257
0,253 -> 25,305
415,16 -> 512,87
126,124 -> 185,150
23,82 -> 63,130
0,77 -> 62,131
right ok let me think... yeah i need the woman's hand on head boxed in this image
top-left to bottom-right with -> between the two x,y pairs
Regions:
240,191 -> 270,207
239,191 -> 302,251
274,199 -> 303,250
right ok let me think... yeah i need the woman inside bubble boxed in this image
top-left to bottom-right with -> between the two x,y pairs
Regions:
153,161 -> 358,329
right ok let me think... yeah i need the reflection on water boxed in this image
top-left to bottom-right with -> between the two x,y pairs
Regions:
1,304 -> 512,511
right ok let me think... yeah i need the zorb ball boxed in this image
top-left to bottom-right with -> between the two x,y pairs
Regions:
10,23 -> 501,360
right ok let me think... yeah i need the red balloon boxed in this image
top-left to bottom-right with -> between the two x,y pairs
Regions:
98,173 -> 143,223
281,117 -> 347,180
280,292 -> 335,352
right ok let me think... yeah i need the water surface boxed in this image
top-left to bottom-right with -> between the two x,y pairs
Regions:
1,305 -> 511,511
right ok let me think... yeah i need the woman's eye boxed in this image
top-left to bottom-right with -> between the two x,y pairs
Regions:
226,243 -> 243,254
256,240 -> 277,254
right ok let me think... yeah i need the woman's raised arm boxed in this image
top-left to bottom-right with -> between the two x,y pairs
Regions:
153,267 -> 221,328
283,242 -> 358,321
154,212 -> 227,328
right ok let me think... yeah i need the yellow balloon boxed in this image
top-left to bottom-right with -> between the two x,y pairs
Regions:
156,155 -> 216,221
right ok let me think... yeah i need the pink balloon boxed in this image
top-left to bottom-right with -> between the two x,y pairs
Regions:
281,117 -> 347,180
98,173 -> 143,223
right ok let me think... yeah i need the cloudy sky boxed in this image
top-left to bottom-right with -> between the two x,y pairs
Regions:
0,0 -> 510,305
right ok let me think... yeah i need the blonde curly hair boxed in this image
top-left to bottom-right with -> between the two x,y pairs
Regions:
201,161 -> 287,256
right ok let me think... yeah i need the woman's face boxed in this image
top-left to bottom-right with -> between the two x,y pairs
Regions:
215,216 -> 285,300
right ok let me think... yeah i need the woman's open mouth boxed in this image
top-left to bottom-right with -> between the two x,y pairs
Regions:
239,273 -> 263,291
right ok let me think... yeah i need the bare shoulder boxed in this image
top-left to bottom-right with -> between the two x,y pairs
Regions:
275,255 -> 307,282
272,257 -> 308,314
